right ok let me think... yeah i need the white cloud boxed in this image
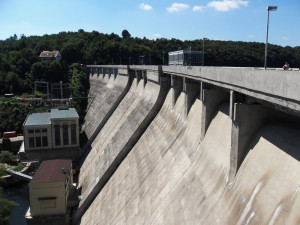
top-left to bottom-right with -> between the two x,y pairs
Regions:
248,34 -> 255,38
214,37 -> 224,41
193,6 -> 205,11
207,0 -> 248,11
282,36 -> 289,40
139,3 -> 152,10
153,33 -> 162,38
167,3 -> 189,13
21,21 -> 29,26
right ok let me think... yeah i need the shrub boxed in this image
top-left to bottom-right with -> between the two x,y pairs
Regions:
0,151 -> 15,164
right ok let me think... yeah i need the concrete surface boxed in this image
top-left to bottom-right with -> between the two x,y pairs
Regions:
203,123 -> 300,224
81,73 -> 130,140
79,100 -> 232,225
74,76 -> 169,222
74,65 -> 300,225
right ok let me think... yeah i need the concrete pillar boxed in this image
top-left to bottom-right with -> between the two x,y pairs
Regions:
108,68 -> 112,79
89,68 -> 92,77
102,67 -> 106,78
229,103 -> 273,180
114,68 -> 118,80
200,89 -> 229,140
135,70 -> 143,86
229,90 -> 236,119
142,71 -> 147,87
171,75 -> 183,108
96,68 -> 99,77
183,78 -> 200,118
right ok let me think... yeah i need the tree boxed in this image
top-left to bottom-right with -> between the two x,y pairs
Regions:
0,151 -> 15,164
122,30 -> 131,39
0,187 -> 17,225
1,138 -> 11,152
71,64 -> 89,121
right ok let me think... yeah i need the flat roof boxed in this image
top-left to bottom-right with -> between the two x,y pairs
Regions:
30,159 -> 72,184
168,50 -> 203,55
50,108 -> 79,119
24,113 -> 51,126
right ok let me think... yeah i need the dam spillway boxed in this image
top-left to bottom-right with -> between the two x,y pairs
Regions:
73,65 -> 300,225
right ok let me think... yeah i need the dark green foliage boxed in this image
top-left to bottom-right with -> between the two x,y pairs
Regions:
0,30 -> 299,95
122,30 -> 131,39
0,97 -> 47,135
0,187 -> 17,225
31,61 -> 66,82
0,151 -> 15,164
0,98 -> 31,134
71,64 -> 89,122
1,139 -> 11,152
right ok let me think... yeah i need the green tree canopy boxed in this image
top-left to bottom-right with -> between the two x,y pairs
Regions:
122,30 -> 131,39
0,187 -> 17,225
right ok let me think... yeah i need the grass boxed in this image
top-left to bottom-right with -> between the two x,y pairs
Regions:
11,164 -> 24,172
0,169 -> 8,177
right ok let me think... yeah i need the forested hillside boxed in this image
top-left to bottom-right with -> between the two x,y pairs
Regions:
0,29 -> 299,95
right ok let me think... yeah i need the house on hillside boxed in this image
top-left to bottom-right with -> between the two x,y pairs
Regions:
26,159 -> 73,223
39,51 -> 61,62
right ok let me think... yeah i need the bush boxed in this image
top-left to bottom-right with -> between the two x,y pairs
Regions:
0,187 -> 17,225
0,151 -> 15,164
1,138 -> 11,152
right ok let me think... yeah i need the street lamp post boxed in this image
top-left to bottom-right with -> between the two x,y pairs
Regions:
264,6 -> 277,70
202,38 -> 206,66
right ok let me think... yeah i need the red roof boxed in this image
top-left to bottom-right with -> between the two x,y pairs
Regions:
30,159 -> 72,184
39,51 -> 60,58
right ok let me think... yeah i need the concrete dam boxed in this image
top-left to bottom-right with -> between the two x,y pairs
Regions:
74,65 -> 300,225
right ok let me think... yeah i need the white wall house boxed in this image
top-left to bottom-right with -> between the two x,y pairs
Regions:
23,106 -> 79,152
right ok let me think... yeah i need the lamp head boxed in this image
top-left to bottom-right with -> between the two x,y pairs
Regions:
267,6 -> 277,11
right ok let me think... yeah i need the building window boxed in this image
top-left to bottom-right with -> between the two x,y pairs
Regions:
35,136 -> 41,147
42,136 -> 48,147
28,130 -> 34,134
54,125 -> 61,146
71,124 -> 77,145
29,137 -> 34,148
63,124 -> 69,145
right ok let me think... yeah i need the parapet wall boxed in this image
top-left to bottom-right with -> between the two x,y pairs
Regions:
74,65 -> 300,225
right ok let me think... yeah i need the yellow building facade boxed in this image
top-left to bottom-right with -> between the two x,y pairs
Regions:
29,159 -> 73,217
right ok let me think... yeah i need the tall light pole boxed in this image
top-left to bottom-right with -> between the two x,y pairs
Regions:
202,38 -> 206,66
264,6 -> 277,69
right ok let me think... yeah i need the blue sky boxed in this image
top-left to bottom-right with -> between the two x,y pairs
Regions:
0,0 -> 299,47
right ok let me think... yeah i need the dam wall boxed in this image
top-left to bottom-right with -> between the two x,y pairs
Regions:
74,65 -> 300,224
81,66 -> 133,146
